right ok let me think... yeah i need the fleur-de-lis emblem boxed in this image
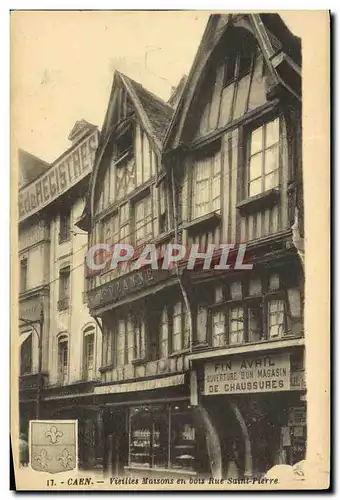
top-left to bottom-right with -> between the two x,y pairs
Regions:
58,448 -> 73,468
45,425 -> 63,444
34,449 -> 51,468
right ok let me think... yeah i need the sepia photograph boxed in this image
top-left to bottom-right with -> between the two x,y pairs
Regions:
11,10 -> 330,491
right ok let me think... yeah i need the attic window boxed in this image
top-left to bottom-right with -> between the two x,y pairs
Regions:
115,125 -> 133,162
222,31 -> 257,88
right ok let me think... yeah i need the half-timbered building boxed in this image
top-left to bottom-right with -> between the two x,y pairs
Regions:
162,13 -> 304,478
79,71 -> 214,477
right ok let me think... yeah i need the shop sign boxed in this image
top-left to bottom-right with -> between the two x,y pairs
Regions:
19,130 -> 98,222
204,353 -> 290,395
87,267 -> 172,310
94,373 -> 184,395
290,371 -> 306,391
19,297 -> 41,323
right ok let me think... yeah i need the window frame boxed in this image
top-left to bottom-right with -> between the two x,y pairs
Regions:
264,290 -> 289,340
190,143 -> 222,221
59,207 -> 71,243
133,193 -> 153,248
58,266 -> 70,311
246,117 -> 281,199
170,301 -> 190,355
133,314 -> 146,362
83,326 -> 95,381
57,335 -> 69,385
20,257 -> 28,294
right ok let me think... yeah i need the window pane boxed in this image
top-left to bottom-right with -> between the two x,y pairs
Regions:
248,307 -> 262,343
249,153 -> 262,181
265,118 -> 280,147
229,307 -> 244,345
249,178 -> 262,197
160,308 -> 168,359
268,299 -> 285,338
250,126 -> 263,155
212,311 -> 225,347
196,159 -> 210,181
265,145 -> 279,174
230,281 -> 242,300
264,171 -> 279,190
171,406 -> 196,471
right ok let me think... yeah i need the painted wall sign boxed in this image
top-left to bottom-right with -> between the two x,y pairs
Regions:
18,130 -> 99,222
87,267 -> 173,310
204,353 -> 290,395
94,373 -> 185,395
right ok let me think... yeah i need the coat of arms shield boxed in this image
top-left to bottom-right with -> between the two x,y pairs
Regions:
29,420 -> 78,473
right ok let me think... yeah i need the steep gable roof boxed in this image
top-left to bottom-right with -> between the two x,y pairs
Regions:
18,149 -> 50,188
163,13 -> 301,153
78,71 -> 174,231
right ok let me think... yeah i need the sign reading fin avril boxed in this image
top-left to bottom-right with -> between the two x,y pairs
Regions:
18,130 -> 99,222
204,353 -> 291,395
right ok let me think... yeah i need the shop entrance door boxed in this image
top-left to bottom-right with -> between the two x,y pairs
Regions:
103,410 -> 128,476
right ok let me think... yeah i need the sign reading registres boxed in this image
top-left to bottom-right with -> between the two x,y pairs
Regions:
19,130 -> 99,222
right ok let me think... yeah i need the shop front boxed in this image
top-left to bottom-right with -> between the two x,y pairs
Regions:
194,347 -> 306,479
94,377 -> 210,478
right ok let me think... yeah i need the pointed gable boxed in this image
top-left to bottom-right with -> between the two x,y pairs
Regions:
163,13 -> 301,153
68,119 -> 97,144
78,71 -> 174,230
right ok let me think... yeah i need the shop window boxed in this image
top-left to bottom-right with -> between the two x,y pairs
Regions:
229,307 -> 244,345
20,333 -> 32,375
212,311 -> 226,347
129,406 -> 169,469
128,404 -> 198,472
135,195 -> 153,247
248,118 -> 280,197
59,208 -> 71,243
159,307 -> 169,359
83,326 -> 95,380
171,405 -> 197,471
268,299 -> 286,338
58,335 -> 68,385
20,258 -> 28,294
191,146 -> 221,219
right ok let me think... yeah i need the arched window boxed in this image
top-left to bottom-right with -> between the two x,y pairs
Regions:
58,334 -> 69,385
83,326 -> 95,381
